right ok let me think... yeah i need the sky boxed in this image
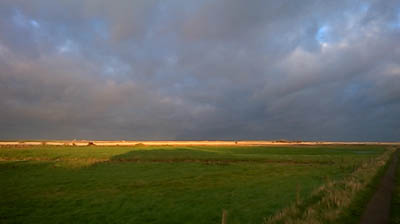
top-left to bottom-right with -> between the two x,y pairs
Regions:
0,0 -> 399,141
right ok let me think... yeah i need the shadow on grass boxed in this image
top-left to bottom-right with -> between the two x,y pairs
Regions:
110,148 -> 233,164
109,147 -> 336,165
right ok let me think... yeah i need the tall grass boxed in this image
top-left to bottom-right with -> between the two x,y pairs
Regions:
264,148 -> 395,224
391,150 -> 400,224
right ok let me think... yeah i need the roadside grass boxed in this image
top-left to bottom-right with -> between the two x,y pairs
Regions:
391,150 -> 400,224
0,145 -> 388,223
263,148 -> 394,224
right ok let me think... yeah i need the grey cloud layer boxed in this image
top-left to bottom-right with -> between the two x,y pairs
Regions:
0,0 -> 399,140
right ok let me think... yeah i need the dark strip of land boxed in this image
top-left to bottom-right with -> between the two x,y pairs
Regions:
111,158 -> 334,165
359,149 -> 398,224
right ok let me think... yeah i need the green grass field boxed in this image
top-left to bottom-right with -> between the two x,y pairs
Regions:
0,145 -> 390,223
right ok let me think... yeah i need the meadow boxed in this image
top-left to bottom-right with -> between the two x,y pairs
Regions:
0,145 -> 393,223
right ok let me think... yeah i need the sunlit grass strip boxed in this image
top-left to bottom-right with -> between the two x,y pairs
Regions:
264,148 -> 395,224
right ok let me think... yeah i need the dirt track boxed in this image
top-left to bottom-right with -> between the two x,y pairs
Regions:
359,149 -> 398,224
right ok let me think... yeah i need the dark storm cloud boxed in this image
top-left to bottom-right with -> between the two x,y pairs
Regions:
0,0 -> 399,140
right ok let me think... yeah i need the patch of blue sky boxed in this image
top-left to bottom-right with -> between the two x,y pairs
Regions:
315,25 -> 330,44
30,20 -> 40,28
359,3 -> 369,14
393,9 -> 400,28
385,8 -> 400,29
12,9 -> 40,29
388,21 -> 400,30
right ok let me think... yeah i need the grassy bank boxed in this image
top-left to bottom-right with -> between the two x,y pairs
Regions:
264,148 -> 394,224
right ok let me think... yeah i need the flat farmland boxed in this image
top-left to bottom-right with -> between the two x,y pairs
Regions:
0,145 -> 393,224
